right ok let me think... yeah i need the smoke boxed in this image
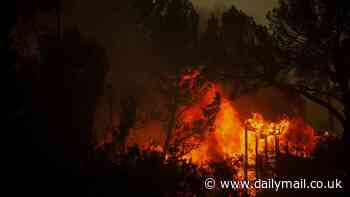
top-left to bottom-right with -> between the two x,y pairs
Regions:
191,0 -> 279,28
234,87 -> 306,121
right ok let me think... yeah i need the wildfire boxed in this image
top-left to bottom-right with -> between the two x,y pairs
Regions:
92,67 -> 327,197
174,69 -> 320,176
244,113 -> 319,158
95,67 -> 322,182
279,117 -> 319,157
182,95 -> 244,164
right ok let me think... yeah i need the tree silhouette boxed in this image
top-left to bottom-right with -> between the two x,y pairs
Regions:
130,0 -> 199,69
129,0 -> 203,156
156,67 -> 221,157
199,14 -> 227,67
115,95 -> 137,152
31,28 -> 109,171
200,6 -> 282,99
267,0 -> 349,137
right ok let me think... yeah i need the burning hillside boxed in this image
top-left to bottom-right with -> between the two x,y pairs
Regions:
96,67 -> 323,180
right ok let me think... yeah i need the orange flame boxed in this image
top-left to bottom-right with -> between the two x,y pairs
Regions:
183,93 -> 244,164
175,69 -> 320,173
279,117 -> 318,157
95,67 -> 321,182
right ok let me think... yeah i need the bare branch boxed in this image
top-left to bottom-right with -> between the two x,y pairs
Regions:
295,85 -> 344,103
275,82 -> 345,127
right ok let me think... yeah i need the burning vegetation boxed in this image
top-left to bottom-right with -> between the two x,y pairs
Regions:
9,0 -> 348,196
95,67 -> 330,187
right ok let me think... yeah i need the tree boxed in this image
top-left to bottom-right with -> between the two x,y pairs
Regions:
130,0 -> 199,69
267,0 -> 349,137
268,2 -> 350,191
199,14 -> 227,67
31,28 -> 109,171
115,95 -> 137,152
159,67 -> 221,157
130,0 -> 205,156
200,6 -> 282,99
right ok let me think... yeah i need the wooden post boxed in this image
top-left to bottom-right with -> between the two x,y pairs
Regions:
255,130 -> 259,178
244,127 -> 248,181
275,134 -> 280,158
264,135 -> 268,167
274,133 -> 280,173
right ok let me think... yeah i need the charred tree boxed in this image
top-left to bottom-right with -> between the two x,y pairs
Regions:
116,95 -> 137,152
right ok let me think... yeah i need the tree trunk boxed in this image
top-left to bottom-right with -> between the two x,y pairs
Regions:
163,102 -> 177,157
163,79 -> 180,158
